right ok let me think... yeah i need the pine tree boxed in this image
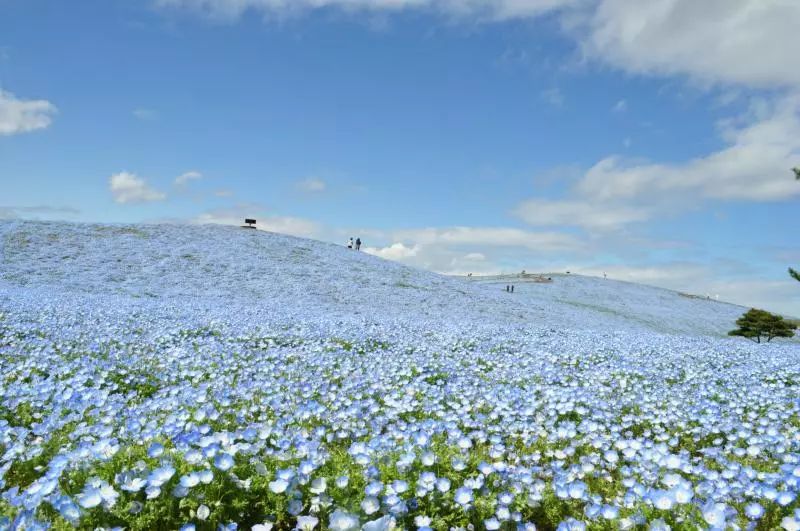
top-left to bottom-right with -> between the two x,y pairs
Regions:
791,267 -> 800,282
729,308 -> 796,343
794,167 -> 800,180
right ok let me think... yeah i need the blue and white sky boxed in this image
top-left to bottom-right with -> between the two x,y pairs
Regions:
1,0 -> 799,315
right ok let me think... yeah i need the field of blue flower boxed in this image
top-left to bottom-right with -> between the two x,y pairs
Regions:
1,221 -> 799,530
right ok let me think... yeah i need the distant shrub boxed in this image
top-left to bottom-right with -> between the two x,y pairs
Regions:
729,308 -> 796,343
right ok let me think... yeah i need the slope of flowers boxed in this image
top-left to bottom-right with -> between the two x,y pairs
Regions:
1,221 -> 799,530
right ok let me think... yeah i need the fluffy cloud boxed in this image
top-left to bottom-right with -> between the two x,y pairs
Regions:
362,226 -> 584,274
157,1 -> 800,91
364,242 -> 420,261
296,177 -> 327,193
175,170 -> 203,186
395,226 -> 582,251
514,198 -> 650,230
109,172 -> 167,204
515,95 -> 800,230
581,0 -> 800,90
0,89 -> 57,136
193,204 -> 318,237
581,96 -> 800,202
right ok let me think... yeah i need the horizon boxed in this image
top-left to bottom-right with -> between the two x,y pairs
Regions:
1,0 -> 799,315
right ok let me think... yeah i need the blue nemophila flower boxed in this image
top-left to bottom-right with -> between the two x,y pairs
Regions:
454,487 -> 473,507
214,452 -> 235,471
296,515 -> 318,530
147,465 -> 175,487
269,478 -> 289,494
309,477 -> 327,494
701,502 -> 728,528
435,477 -> 451,493
335,476 -> 349,489
745,503 -> 764,520
777,491 -> 796,506
328,509 -> 359,531
556,518 -> 586,531
648,518 -> 670,531
362,515 -> 395,531
147,442 -> 165,458
451,458 -> 467,471
391,480 -> 408,494
420,451 -> 436,466
179,472 -> 200,488
365,481 -> 383,497
287,499 -> 304,516
780,516 -> 800,531
600,505 -> 619,520
185,448 -> 203,464
361,496 -> 380,515
649,489 -> 675,510
485,517 -> 501,530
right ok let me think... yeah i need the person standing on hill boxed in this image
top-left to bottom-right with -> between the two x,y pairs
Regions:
347,238 -> 353,249
355,237 -> 361,251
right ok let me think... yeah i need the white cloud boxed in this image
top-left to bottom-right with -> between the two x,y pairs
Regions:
578,96 -> 800,202
296,177 -> 327,193
612,99 -> 627,112
192,204 -> 318,237
514,198 -> 650,229
364,242 -> 420,261
391,226 -> 583,251
175,170 -> 203,186
361,226 -> 585,275
514,95 -> 800,231
581,0 -> 800,90
214,189 -> 234,197
0,89 -> 57,136
158,1 -> 800,94
109,172 -> 167,204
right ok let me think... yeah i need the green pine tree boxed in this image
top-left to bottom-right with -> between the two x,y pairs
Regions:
729,308 -> 796,343
794,167 -> 800,180
791,267 -> 800,282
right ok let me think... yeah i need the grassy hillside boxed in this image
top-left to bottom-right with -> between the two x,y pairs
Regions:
1,220 -> 747,337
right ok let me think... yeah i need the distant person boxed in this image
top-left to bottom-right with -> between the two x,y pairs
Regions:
511,285 -> 515,293
506,285 -> 509,292
347,238 -> 353,249
355,237 -> 361,251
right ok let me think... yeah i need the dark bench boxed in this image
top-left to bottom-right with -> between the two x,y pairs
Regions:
243,218 -> 257,229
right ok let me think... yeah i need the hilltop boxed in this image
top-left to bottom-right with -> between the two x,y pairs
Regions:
1,220 -> 746,337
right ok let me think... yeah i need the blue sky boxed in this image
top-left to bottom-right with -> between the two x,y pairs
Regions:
1,0 -> 799,315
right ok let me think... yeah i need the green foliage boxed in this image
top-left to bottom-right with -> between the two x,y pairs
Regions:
793,167 -> 800,180
790,267 -> 800,282
728,308 -> 796,343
